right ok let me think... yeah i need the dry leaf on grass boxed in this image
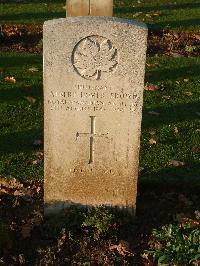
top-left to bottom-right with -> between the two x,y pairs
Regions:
32,151 -> 43,158
32,159 -> 41,165
174,127 -> 179,134
146,63 -> 160,68
0,177 -> 34,200
196,129 -> 200,134
194,34 -> 200,41
183,79 -> 189,84
25,96 -> 36,104
144,84 -> 160,91
132,12 -> 143,18
139,167 -> 145,173
149,138 -> 157,145
145,12 -> 162,18
28,67 -> 39,72
149,130 -> 156,136
170,52 -> 184,58
169,160 -> 185,167
162,95 -> 171,100
192,145 -> 200,153
4,76 -> 16,83
109,240 -> 135,257
184,91 -> 193,96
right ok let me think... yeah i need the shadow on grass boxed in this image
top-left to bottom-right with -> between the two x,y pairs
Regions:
114,2 -> 200,14
146,64 -> 200,83
0,84 -> 43,102
0,11 -> 64,22
139,161 -> 200,192
149,18 -> 200,30
0,128 -> 42,154
0,53 -> 41,68
142,101 -> 199,129
0,0 -> 64,3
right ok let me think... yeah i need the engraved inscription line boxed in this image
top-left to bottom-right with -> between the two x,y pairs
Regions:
76,116 -> 109,164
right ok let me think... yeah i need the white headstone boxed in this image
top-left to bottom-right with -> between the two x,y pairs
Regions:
44,17 -> 147,214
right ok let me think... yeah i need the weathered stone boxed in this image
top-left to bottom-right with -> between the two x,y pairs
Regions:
43,17 -> 147,215
66,0 -> 113,17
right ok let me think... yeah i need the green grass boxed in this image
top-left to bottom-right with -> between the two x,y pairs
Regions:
0,0 -> 200,30
114,0 -> 200,31
0,53 -> 199,186
141,56 -> 200,188
0,53 -> 43,181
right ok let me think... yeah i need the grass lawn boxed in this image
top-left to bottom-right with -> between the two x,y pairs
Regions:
0,0 -> 200,30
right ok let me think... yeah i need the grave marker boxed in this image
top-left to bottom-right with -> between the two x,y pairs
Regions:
43,17 -> 147,214
66,0 -> 113,17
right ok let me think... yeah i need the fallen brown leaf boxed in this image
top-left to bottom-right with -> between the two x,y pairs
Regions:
32,159 -> 41,165
4,76 -> 16,83
25,96 -> 36,104
109,240 -> 135,257
152,12 -> 162,17
144,84 -> 160,91
18,254 -> 25,264
0,177 -> 34,199
162,95 -> 171,100
0,188 -> 8,195
169,160 -> 185,167
183,79 -> 189,84
149,130 -> 156,136
194,34 -> 200,41
132,12 -> 143,18
139,167 -> 145,173
174,127 -> 179,134
149,138 -> 157,145
146,63 -> 160,68
196,129 -> 200,134
170,52 -> 184,58
28,67 -> 39,72
184,91 -> 193,96
192,145 -> 200,153
32,151 -> 44,158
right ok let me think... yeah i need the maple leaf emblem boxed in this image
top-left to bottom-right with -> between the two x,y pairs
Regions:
72,35 -> 118,80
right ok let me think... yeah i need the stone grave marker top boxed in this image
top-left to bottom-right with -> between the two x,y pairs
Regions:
43,17 -> 147,214
66,0 -> 113,17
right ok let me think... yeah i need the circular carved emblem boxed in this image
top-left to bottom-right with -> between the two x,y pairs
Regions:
72,35 -> 118,80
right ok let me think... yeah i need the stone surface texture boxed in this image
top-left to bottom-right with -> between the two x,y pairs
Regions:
44,17 -> 147,214
66,0 -> 113,17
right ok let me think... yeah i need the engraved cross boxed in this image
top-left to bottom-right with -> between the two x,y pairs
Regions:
76,116 -> 109,164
